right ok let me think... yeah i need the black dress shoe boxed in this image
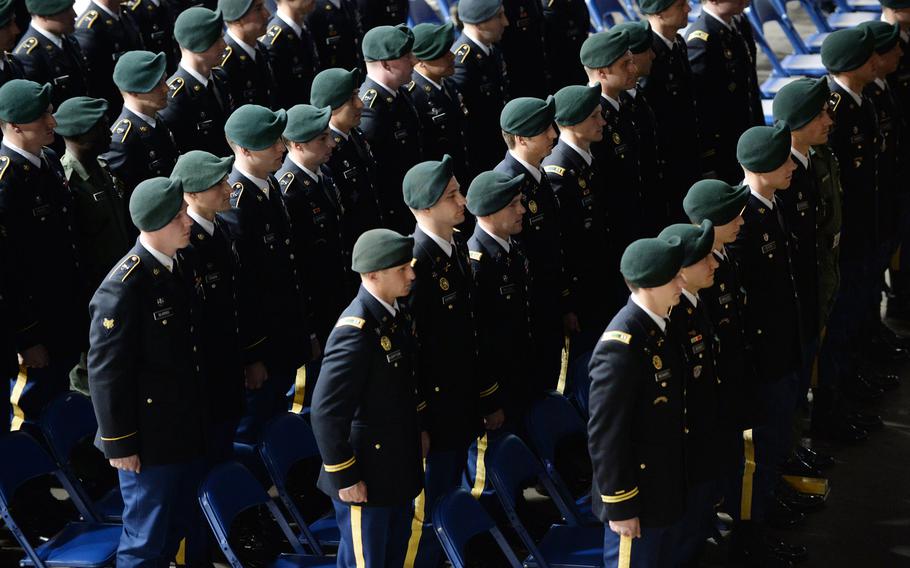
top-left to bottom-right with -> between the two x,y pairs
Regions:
781,455 -> 822,478
775,482 -> 826,513
846,411 -> 884,430
767,498 -> 807,529
811,419 -> 869,444
765,536 -> 809,561
843,375 -> 885,402
729,527 -> 794,568
794,445 -> 835,469
869,372 -> 901,391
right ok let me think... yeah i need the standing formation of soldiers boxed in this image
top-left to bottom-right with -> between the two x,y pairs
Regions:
1,0 -> 908,566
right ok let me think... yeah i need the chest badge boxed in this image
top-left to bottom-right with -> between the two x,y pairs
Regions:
380,336 -> 392,351
439,277 -> 450,291
579,179 -> 587,189
612,132 -> 621,144
652,355 -> 663,370
528,200 -> 538,214
102,318 -> 115,330
720,283 -> 726,291
763,233 -> 769,242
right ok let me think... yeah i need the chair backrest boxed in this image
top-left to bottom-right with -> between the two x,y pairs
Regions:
39,392 -> 98,467
525,393 -> 586,464
432,489 -> 523,568
790,0 -> 833,32
749,0 -> 811,54
409,0 -> 450,25
586,0 -> 637,31
0,432 -> 59,507
744,8 -> 790,77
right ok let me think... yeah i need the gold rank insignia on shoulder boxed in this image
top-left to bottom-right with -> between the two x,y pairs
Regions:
17,37 -> 38,55
469,250 -> 483,261
102,318 -> 115,330
220,45 -> 233,67
439,277 -> 449,291
688,30 -> 709,42
78,10 -> 99,28
267,24 -> 282,44
336,316 -> 366,329
279,172 -> 294,188
0,156 -> 10,181
380,336 -> 392,351
652,355 -> 663,370
405,80 -> 415,92
544,165 -> 565,176
168,77 -> 185,97
828,92 -> 841,112
454,43 -> 471,64
601,330 -> 631,344
114,254 -> 141,281
362,88 -> 378,108
114,118 -> 132,143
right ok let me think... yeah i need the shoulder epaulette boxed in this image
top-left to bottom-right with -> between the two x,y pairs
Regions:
0,156 -> 9,181
126,0 -> 141,11
454,43 -> 471,63
544,165 -> 565,176
167,76 -> 185,97
278,171 -> 294,189
336,316 -> 365,329
469,250 -> 482,261
77,10 -> 99,29
361,88 -> 378,108
828,91 -> 841,112
220,45 -> 233,67
113,118 -> 132,143
16,37 -> 38,55
601,330 -> 632,344
688,30 -> 709,42
405,80 -> 416,92
267,24 -> 282,45
112,254 -> 141,282
231,181 -> 244,204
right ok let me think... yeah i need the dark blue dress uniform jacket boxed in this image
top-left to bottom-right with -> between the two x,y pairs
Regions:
499,0 -> 548,99
158,66 -> 232,157
306,0 -> 364,72
622,89 -> 667,232
355,0 -> 407,29
587,299 -> 686,527
0,147 -> 87,355
88,242 -> 206,465
409,227 -> 500,451
104,107 -> 179,196
542,0 -> 589,91
263,14 -> 320,109
13,25 -> 89,109
404,72 -> 470,185
311,286 -> 425,506
123,0 -> 178,72
218,35 -> 277,111
864,79 -> 901,245
0,52 -> 25,87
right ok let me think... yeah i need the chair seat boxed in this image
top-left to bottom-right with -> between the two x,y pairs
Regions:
525,524 -> 605,568
270,553 -> 336,568
760,74 -> 804,98
804,31 -> 827,52
95,487 -> 123,522
762,99 -> 774,126
842,0 -> 882,10
827,11 -> 878,28
780,54 -> 827,77
310,516 -> 340,546
21,523 -> 121,568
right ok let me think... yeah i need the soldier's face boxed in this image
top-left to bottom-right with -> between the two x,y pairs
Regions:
714,214 -> 744,244
17,106 -> 56,147
631,49 -> 655,78
484,194 -> 525,236
608,53 -> 638,91
203,37 -> 228,69
39,8 -> 76,35
681,253 -> 719,291
656,0 -> 690,30
246,139 -> 285,174
518,126 -> 557,163
159,202 -> 193,250
421,52 -> 456,79
875,44 -> 903,77
576,105 -> 606,144
137,77 -> 169,111
797,105 -> 833,146
282,0 -> 315,19
886,7 -> 910,26
385,54 -> 416,85
304,128 -> 337,166
0,18 -> 20,52
764,157 -> 796,190
475,7 -> 509,44
188,178 -> 232,214
375,262 -> 416,299
240,0 -> 270,36
427,178 -> 466,227
333,92 -> 363,130
659,273 -> 685,308
83,116 -> 112,154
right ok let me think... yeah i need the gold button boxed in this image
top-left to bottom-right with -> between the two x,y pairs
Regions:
147,398 -> 153,404
661,382 -> 667,387
434,387 -> 440,392
640,463 -> 646,470
685,428 -> 689,434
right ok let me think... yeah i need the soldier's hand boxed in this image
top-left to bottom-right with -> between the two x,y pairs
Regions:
609,517 -> 641,538
484,409 -> 505,430
244,361 -> 269,390
338,481 -> 368,503
109,455 -> 141,474
421,430 -> 431,458
310,335 -> 322,360
563,312 -> 581,334
19,344 -> 50,368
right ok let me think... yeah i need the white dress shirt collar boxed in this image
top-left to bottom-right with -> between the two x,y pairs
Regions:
681,288 -> 699,307
654,29 -> 676,49
32,23 -> 63,49
703,6 -> 733,30
415,70 -> 443,91
236,166 -> 270,198
508,150 -> 541,183
791,147 -> 809,169
277,10 -> 303,37
560,136 -> 593,166
366,287 -> 399,316
631,293 -> 668,332
832,76 -> 863,106
600,91 -> 620,111
139,234 -> 175,272
2,140 -> 42,167
180,62 -> 210,87
479,222 -> 511,253
369,76 -> 398,98
418,223 -> 454,257
290,155 -> 321,182
94,1 -> 120,20
187,209 -> 215,236
750,187 -> 775,209
125,103 -> 156,127
464,28 -> 491,55
330,124 -> 350,140
227,30 -> 257,60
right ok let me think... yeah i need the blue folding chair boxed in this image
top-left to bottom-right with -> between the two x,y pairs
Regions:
746,6 -> 827,78
524,393 -> 597,526
752,0 -> 826,53
432,489 -> 524,568
0,432 -> 121,568
408,0 -> 451,25
39,392 -> 123,523
258,413 -> 340,553
587,0 -> 637,31
791,0 -> 877,30
486,434 -> 604,568
832,0 -> 881,13
198,461 -> 335,568
762,98 -> 775,125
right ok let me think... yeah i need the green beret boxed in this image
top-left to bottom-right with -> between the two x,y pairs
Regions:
683,179 -> 750,225
857,21 -> 900,54
501,96 -> 556,137
403,155 -> 454,209
225,105 -> 288,150
171,151 -> 234,193
174,7 -> 224,53
0,80 -> 51,123
283,104 -> 332,143
113,51 -> 167,93
581,30 -> 630,69
612,21 -> 652,54
821,27 -> 875,73
466,170 -> 524,216
24,0 -> 71,16
218,0 -> 253,22
737,122 -> 792,173
311,67 -> 361,110
554,84 -> 602,126
457,0 -> 503,24
880,0 -> 910,8
412,22 -> 455,61
129,177 -> 184,232
362,24 -> 414,62
53,96 -> 107,137
639,0 -> 677,14
658,221 -> 715,267
0,0 -> 15,26
351,228 -> 414,273
620,236 -> 685,288
772,78 -> 829,131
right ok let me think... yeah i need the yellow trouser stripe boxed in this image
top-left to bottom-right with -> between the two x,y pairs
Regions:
741,429 -> 755,521
403,483 -> 426,568
10,366 -> 28,432
470,433 -> 488,499
291,365 -> 307,413
618,534 -> 632,568
557,335 -> 570,395
175,538 -> 186,565
811,327 -> 827,389
351,505 -> 365,568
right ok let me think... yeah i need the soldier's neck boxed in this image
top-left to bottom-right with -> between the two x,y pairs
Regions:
600,82 -> 623,102
95,0 -> 121,14
790,135 -> 810,158
180,56 -> 213,80
559,129 -> 591,153
276,4 -> 304,26
329,119 -> 351,136
362,280 -> 397,307
510,147 -> 543,169
290,150 -> 322,174
632,290 -> 671,320
832,72 -> 868,96
188,205 -> 216,222
417,217 -> 454,243
3,133 -> 42,156
227,24 -> 259,47
647,18 -> 679,42
63,139 -> 98,166
234,155 -> 272,181
477,218 -> 509,243
414,64 -> 445,86
744,174 -> 776,202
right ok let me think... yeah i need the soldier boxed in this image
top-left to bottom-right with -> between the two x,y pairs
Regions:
639,0 -> 701,221
310,228 -> 425,568
541,0 -> 588,91
449,0 -> 509,178
13,0 -> 88,110
106,50 -> 179,199
543,85 -> 614,353
219,105 -> 318,440
88,177 -> 207,568
588,235 -> 687,567
405,22 -> 470,187
218,0 -> 276,111
582,30 -> 647,254
264,0 -> 320,110
72,0 -> 143,119
402,156 -> 504,567
686,0 -> 764,184
307,0 -> 364,72
497,0 -> 547,98
466,170 -> 534,426
495,96 -> 577,393
0,80 -> 86,431
278,104 -> 349,347
158,7 -> 231,156
172,151 -> 262,464
0,0 -> 24,87
358,24 -> 423,234
310,67 -> 383,264
355,0 -> 407,29
122,0 -> 178,73
0,222 -> 15,428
